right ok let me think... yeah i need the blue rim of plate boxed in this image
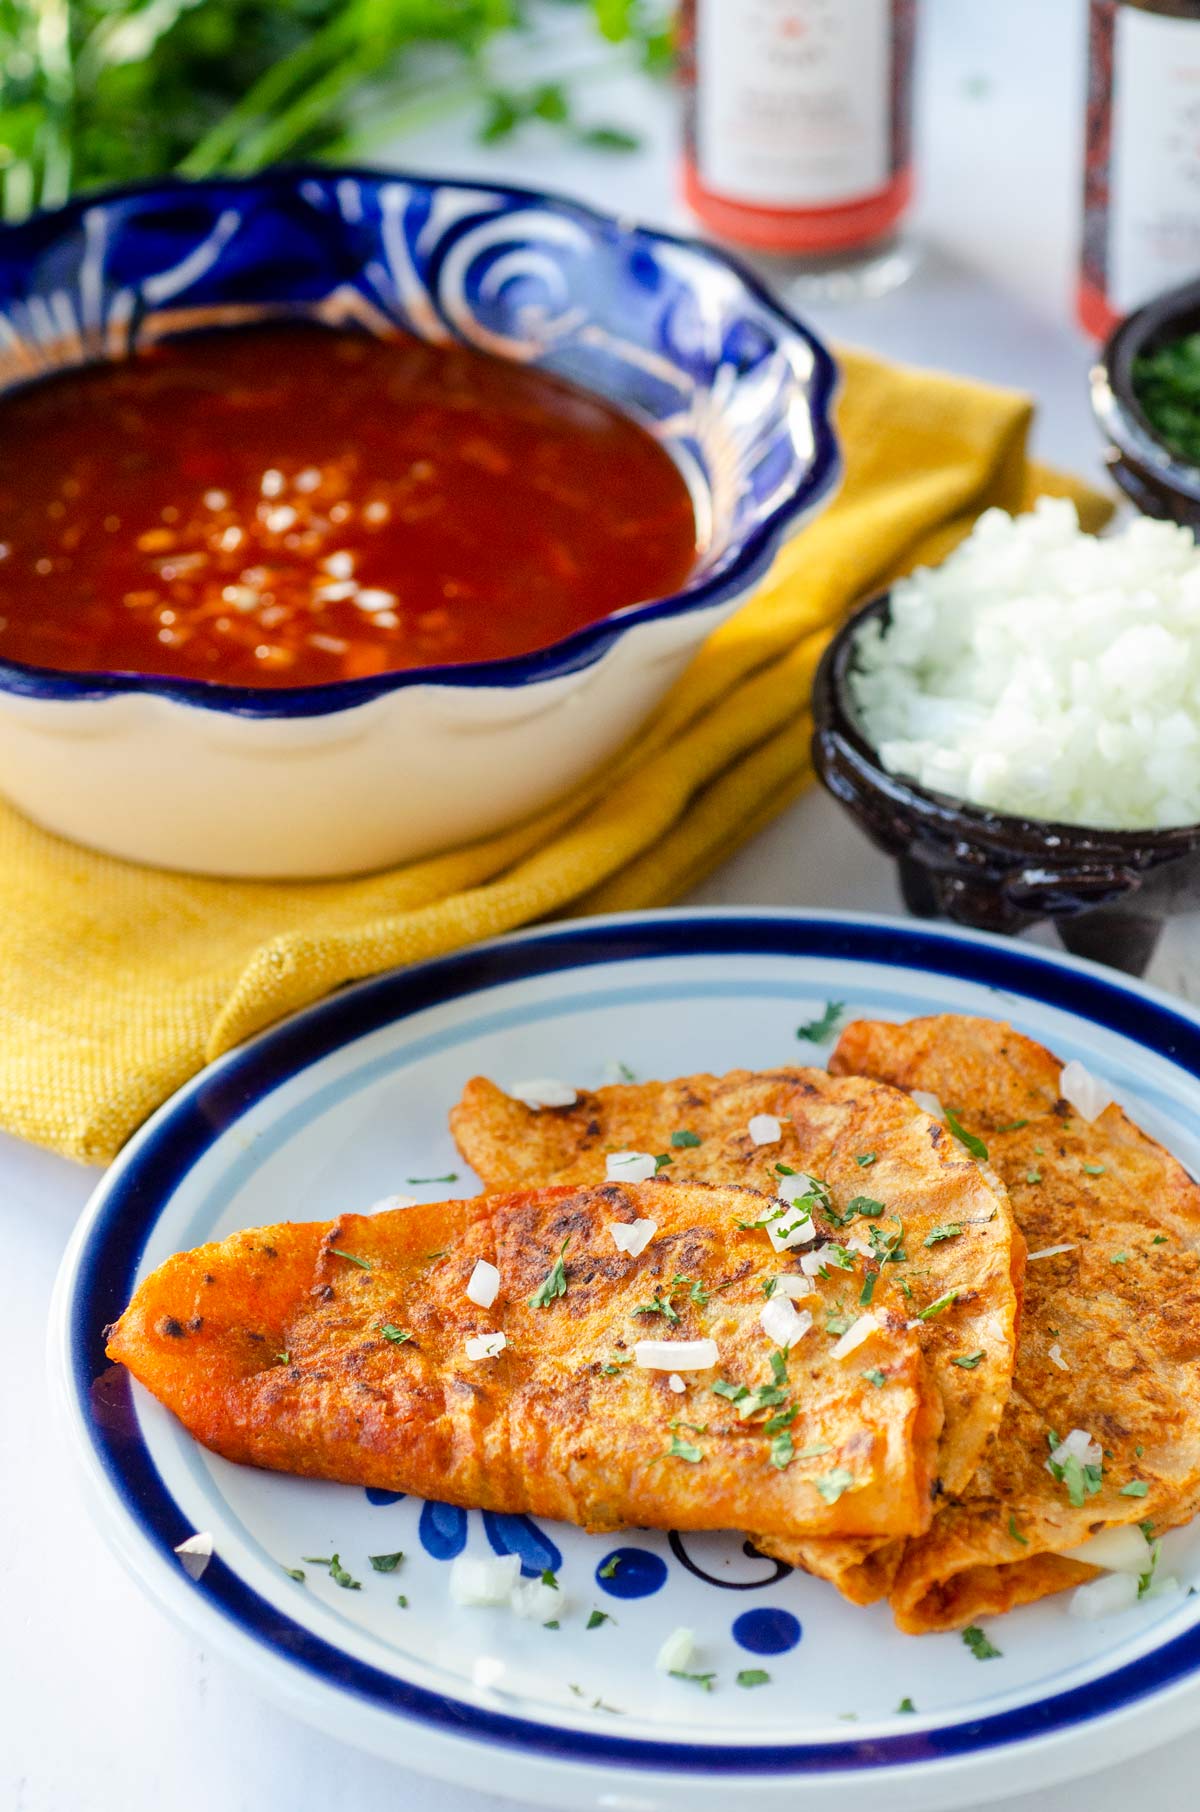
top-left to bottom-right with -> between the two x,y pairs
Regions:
0,166 -> 840,719
66,909 -> 1200,1776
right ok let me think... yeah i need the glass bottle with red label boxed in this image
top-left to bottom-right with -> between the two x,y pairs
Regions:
1080,0 -> 1200,337
679,0 -> 918,297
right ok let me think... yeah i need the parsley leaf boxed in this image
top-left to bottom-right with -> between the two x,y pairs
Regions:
859,1269 -> 879,1306
769,1429 -> 795,1470
1111,1251 -> 1130,1265
369,1551 -> 404,1572
405,1173 -> 458,1185
529,1237 -> 570,1309
996,1120 -> 1028,1132
586,1609 -> 612,1629
600,1358 -> 631,1374
862,1367 -> 887,1386
737,1668 -> 771,1687
669,1669 -> 716,1690
952,1350 -> 985,1369
302,1553 -> 361,1590
897,1696 -> 916,1712
962,1625 -> 1001,1660
653,1153 -> 673,1173
712,1378 -> 750,1405
1025,1170 -> 1043,1185
1083,1163 -> 1106,1176
671,1129 -> 701,1148
1120,1479 -> 1150,1497
330,1248 -> 372,1270
598,1555 -> 621,1579
815,1467 -> 857,1504
664,1434 -> 704,1463
944,1108 -> 988,1162
1008,1512 -> 1028,1544
825,1309 -> 855,1336
378,1323 -> 412,1344
761,1276 -> 778,1298
915,1288 -> 960,1320
855,1152 -> 878,1167
796,1000 -> 845,1043
924,1223 -> 964,1246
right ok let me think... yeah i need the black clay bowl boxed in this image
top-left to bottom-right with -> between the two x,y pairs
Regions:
811,591 -> 1200,975
1091,276 -> 1200,528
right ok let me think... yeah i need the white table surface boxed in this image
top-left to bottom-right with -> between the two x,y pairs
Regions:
8,3 -> 1200,1808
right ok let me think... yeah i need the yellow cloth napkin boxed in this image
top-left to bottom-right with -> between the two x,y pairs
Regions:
0,350 -> 1112,1165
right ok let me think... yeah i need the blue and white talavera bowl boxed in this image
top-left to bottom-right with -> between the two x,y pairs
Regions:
0,169 -> 839,878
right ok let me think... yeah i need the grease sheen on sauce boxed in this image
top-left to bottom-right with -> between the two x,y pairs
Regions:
0,323 -> 698,688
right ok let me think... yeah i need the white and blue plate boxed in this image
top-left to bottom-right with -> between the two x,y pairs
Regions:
50,910 -> 1200,1809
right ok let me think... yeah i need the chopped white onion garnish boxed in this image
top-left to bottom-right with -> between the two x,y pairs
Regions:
465,1331 -> 507,1361
800,1249 -> 828,1277
509,1077 -> 577,1110
635,1338 -> 720,1372
606,1150 -> 657,1185
450,1553 -> 521,1606
1048,1342 -> 1069,1372
911,1090 -> 945,1119
1068,1571 -> 1139,1620
831,1313 -> 880,1361
668,1373 -> 686,1394
1059,1059 -> 1114,1124
365,1193 -> 419,1214
760,1296 -> 813,1349
765,1187 -> 819,1251
1047,1428 -> 1103,1477
1028,1244 -> 1077,1262
466,1259 -> 500,1309
608,1218 -> 657,1257
472,1656 -> 507,1690
510,1578 -> 562,1621
748,1113 -> 782,1146
774,1274 -> 816,1300
1063,1524 -> 1153,1575
656,1627 -> 695,1674
174,1531 -> 213,1579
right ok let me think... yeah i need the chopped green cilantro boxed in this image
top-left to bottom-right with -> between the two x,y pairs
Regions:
369,1551 -> 404,1573
862,1368 -> 887,1387
378,1324 -> 412,1344
1111,1252 -> 1130,1265
996,1120 -> 1028,1132
1136,1444 -> 1145,1457
543,1618 -> 558,1628
1046,1433 -> 1104,1508
737,1669 -> 771,1688
329,1248 -> 372,1270
586,1609 -> 612,1629
1083,1163 -> 1106,1176
276,1350 -> 290,1365
303,1553 -> 361,1590
1008,1513 -> 1028,1545
761,1276 -> 778,1298
671,1129 -> 702,1148
915,1288 -> 960,1320
924,1223 -> 964,1246
845,1194 -> 886,1220
600,1358 -> 632,1374
1138,1540 -> 1161,1599
1153,1234 -> 1169,1244
540,1567 -> 559,1589
859,1269 -> 879,1307
952,1351 -> 985,1368
284,1566 -> 306,1582
669,1669 -> 716,1690
529,1237 -> 570,1308
712,1378 -> 751,1405
855,1151 -> 878,1167
825,1310 -> 855,1336
397,1594 -> 409,1608
944,1108 -> 988,1161
796,1001 -> 844,1043
769,1429 -> 795,1470
815,1467 -> 857,1504
1120,1480 -> 1150,1497
962,1625 -> 1001,1660
897,1696 -> 916,1713
598,1555 -> 621,1579
654,1153 -> 673,1173
1025,1170 -> 1042,1185
405,1173 -> 458,1185
664,1434 -> 704,1463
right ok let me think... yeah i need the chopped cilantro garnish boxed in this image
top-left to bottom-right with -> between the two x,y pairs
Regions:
664,1434 -> 704,1463
613,1061 -> 636,1082
378,1323 -> 412,1344
763,1403 -> 798,1436
1120,1479 -> 1150,1497
276,1350 -> 290,1365
867,1217 -> 906,1262
1083,1163 -> 1106,1175
952,1350 -> 985,1368
303,1553 -> 361,1590
669,1669 -> 716,1690
924,1223 -> 964,1246
543,1618 -> 558,1628
654,1153 -> 674,1173
687,1277 -> 710,1307
369,1551 -> 404,1572
915,1288 -> 960,1320
737,1668 -> 771,1688
529,1237 -> 570,1308
586,1609 -> 612,1629
761,1276 -> 778,1298
540,1567 -> 559,1589
797,1000 -> 844,1043
712,1378 -> 750,1405
898,1277 -> 913,1300
897,1696 -> 916,1713
671,1129 -> 701,1148
769,1429 -> 795,1470
1046,1434 -> 1103,1508
859,1269 -> 879,1306
944,1108 -> 988,1162
284,1566 -> 306,1582
815,1467 -> 857,1504
825,1310 -> 855,1336
405,1173 -> 458,1185
1111,1251 -> 1130,1265
598,1555 -> 621,1579
330,1248 -> 372,1270
1025,1170 -> 1042,1185
1138,1540 -> 1161,1599
996,1120 -> 1028,1132
855,1152 -> 878,1169
1008,1513 -> 1028,1545
1136,1444 -> 1145,1457
862,1368 -> 887,1387
769,1350 -> 789,1385
824,1244 -> 859,1270
600,1358 -> 632,1374
845,1194 -> 886,1220
962,1625 -> 1001,1660
397,1594 -> 409,1608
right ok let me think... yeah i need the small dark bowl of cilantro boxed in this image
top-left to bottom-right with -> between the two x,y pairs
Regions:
1091,277 -> 1200,526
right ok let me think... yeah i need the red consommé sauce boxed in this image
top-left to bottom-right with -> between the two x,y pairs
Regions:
0,322 -> 699,688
